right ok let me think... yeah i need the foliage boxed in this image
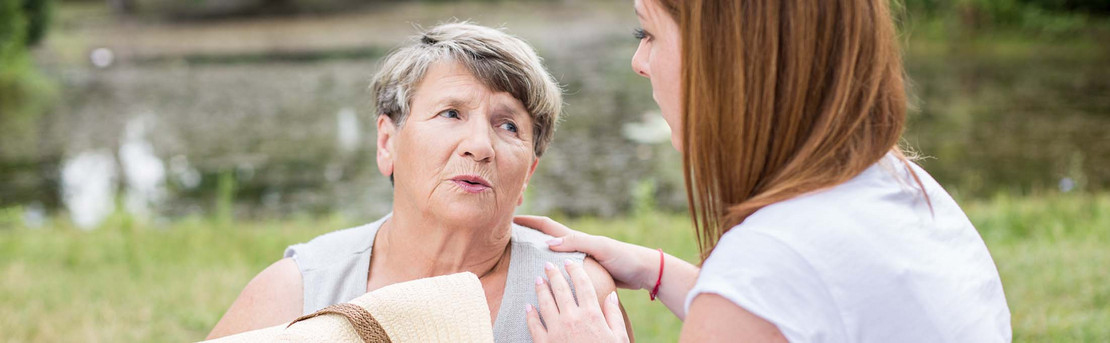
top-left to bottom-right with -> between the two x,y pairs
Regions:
21,0 -> 52,46
215,170 -> 238,224
0,0 -> 55,158
904,0 -> 1110,15
0,0 -> 28,65
111,0 -> 556,19
1019,0 -> 1110,14
900,0 -> 1109,36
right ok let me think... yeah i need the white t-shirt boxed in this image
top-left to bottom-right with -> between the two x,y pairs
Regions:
685,154 -> 1012,342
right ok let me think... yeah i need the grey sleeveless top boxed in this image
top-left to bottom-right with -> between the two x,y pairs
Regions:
283,215 -> 586,342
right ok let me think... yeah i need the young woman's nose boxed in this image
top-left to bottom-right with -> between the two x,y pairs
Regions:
631,41 -> 651,78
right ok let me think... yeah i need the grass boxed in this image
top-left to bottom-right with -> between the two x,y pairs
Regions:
1,193 -> 1108,342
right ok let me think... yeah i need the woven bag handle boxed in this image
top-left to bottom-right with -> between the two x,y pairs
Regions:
287,303 -> 392,343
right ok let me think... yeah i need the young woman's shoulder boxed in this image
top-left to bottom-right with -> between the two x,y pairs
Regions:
743,155 -> 939,235
206,258 -> 303,340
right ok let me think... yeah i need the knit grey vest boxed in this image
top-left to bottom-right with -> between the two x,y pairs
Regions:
284,214 -> 585,342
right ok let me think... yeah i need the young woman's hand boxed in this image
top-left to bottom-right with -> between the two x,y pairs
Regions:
526,260 -> 630,343
517,215 -> 700,320
514,216 -> 658,290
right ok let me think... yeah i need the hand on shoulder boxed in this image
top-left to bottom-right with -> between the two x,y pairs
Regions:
583,257 -> 635,341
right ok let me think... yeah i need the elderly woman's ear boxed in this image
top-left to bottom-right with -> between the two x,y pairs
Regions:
518,159 -> 540,206
376,115 -> 398,178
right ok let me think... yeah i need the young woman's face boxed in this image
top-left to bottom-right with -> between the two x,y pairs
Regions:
632,0 -> 683,151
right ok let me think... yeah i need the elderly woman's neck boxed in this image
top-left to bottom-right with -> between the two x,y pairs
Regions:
373,211 -> 513,279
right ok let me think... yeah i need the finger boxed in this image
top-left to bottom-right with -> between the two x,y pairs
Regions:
513,215 -> 571,237
534,276 -> 560,321
544,261 -> 578,310
513,216 -> 608,255
525,303 -> 547,342
563,259 -> 598,309
602,292 -> 630,342
542,235 -> 580,253
549,231 -> 616,259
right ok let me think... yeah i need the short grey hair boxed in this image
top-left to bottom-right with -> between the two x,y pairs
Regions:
371,22 -> 563,157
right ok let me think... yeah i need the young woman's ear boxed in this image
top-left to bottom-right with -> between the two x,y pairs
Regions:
376,115 -> 398,178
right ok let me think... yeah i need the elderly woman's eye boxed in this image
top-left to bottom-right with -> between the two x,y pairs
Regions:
438,109 -> 460,119
500,122 -> 518,133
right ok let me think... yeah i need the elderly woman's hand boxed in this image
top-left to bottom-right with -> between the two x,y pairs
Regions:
514,216 -> 659,290
526,260 -> 629,343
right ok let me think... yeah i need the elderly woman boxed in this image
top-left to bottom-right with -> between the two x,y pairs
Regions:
206,23 -> 628,341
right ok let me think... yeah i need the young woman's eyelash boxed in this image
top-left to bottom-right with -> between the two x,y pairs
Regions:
633,28 -> 649,40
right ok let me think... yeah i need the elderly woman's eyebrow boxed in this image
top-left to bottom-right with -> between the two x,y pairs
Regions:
434,96 -> 525,118
495,104 -> 526,119
434,96 -> 478,110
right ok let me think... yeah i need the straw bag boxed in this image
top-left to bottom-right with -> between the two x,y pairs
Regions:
203,272 -> 494,343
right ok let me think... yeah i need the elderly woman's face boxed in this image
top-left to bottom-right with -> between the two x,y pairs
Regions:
377,61 -> 538,225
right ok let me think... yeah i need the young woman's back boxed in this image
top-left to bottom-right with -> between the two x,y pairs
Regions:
689,154 -> 1011,342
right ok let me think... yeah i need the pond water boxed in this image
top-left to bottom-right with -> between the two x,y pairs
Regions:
2,25 -> 1108,228
904,48 -> 1110,199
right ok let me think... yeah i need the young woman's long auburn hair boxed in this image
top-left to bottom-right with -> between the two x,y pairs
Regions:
654,0 -> 929,261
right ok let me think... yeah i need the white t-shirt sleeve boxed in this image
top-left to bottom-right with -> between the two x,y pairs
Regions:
685,228 -> 848,343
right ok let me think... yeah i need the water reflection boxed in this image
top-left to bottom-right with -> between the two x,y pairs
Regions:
9,34 -> 1110,226
168,155 -> 201,190
60,150 -> 117,229
622,112 -> 671,145
119,116 -> 167,220
336,107 -> 362,155
903,52 -> 1110,197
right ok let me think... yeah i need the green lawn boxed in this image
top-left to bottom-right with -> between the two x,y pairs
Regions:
1,193 -> 1107,342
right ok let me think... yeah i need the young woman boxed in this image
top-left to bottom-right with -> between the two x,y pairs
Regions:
520,0 -> 1012,342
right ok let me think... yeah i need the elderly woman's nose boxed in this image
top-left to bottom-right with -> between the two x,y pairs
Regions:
458,125 -> 496,162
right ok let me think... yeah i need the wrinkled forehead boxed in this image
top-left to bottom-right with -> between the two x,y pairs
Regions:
453,57 -> 533,114
413,60 -> 531,118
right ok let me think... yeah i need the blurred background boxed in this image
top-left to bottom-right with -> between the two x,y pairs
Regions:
0,0 -> 1107,341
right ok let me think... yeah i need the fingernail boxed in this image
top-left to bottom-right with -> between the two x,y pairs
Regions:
563,259 -> 573,266
525,304 -> 534,313
535,276 -> 544,285
608,291 -> 618,304
546,238 -> 563,246
544,262 -> 555,271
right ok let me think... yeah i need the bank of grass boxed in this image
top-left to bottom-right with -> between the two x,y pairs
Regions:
0,193 -> 1107,342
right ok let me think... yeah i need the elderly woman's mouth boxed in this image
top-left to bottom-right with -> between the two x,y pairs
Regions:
451,175 -> 492,193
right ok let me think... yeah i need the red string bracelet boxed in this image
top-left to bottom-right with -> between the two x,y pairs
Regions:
649,248 -> 664,301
